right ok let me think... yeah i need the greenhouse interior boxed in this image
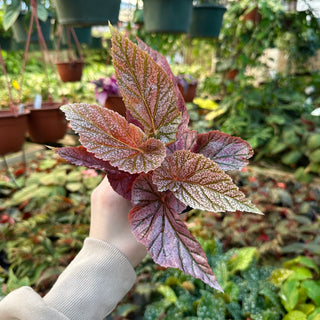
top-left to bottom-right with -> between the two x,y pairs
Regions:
0,0 -> 320,319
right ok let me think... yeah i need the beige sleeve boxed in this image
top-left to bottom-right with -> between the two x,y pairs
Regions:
0,238 -> 137,320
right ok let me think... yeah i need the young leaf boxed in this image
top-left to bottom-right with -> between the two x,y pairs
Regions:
129,173 -> 223,290
137,38 -> 189,134
61,103 -> 166,174
196,131 -> 253,171
153,150 -> 262,214
54,145 -> 138,200
110,26 -> 181,144
166,130 -> 198,155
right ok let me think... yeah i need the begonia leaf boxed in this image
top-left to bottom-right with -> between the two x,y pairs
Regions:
137,38 -> 189,134
129,173 -> 222,290
61,103 -> 166,174
110,26 -> 181,144
196,131 -> 253,171
167,130 -> 198,155
153,150 -> 261,214
54,145 -> 138,200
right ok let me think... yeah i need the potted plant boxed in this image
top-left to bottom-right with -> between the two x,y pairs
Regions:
91,75 -> 126,117
143,0 -> 193,33
0,52 -> 29,155
25,98 -> 68,144
190,0 -> 227,38
175,74 -> 198,102
55,27 -> 84,82
54,0 -> 121,26
2,0 -> 51,43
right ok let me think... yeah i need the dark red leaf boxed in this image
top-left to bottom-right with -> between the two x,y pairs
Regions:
129,173 -> 223,290
196,131 -> 253,171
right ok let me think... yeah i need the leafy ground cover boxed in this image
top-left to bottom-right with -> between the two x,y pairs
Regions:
0,149 -> 319,319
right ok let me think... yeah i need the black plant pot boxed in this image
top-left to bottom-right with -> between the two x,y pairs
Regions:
54,0 -> 121,26
143,0 -> 193,33
190,4 -> 226,38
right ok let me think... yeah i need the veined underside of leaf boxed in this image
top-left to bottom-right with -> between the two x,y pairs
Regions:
54,145 -> 138,200
110,26 -> 181,144
153,150 -> 262,214
61,103 -> 166,174
137,38 -> 189,134
129,173 -> 223,290
196,131 -> 253,171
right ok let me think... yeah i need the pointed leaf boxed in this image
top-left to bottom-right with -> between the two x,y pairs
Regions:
3,1 -> 21,30
196,131 -> 253,171
129,173 -> 222,290
54,146 -> 111,171
61,103 -> 166,174
153,150 -> 261,214
54,145 -> 138,200
110,27 -> 181,144
137,38 -> 189,134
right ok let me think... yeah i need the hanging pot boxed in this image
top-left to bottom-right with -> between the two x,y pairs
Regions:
62,27 -> 92,45
55,61 -> 84,82
243,6 -> 262,25
143,0 -> 193,33
0,111 -> 29,156
26,102 -> 68,144
54,0 -> 121,26
190,4 -> 226,38
12,13 -> 52,43
104,95 -> 126,117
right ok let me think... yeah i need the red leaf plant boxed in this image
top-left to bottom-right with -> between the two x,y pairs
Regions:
55,26 -> 262,291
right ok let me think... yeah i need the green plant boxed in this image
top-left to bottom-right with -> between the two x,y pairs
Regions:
0,150 -> 102,294
2,0 -> 49,31
113,239 -> 284,319
270,256 -> 320,319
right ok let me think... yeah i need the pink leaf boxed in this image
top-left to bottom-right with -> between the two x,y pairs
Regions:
196,131 -> 254,171
110,27 -> 181,144
54,145 -> 138,200
153,150 -> 262,214
167,130 -> 198,155
129,173 -> 222,290
137,38 -> 189,134
54,146 -> 111,171
61,103 -> 166,174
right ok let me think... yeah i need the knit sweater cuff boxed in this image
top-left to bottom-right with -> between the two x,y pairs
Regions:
43,237 -> 137,320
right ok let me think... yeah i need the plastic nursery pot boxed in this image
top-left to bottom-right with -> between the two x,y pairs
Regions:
0,110 -> 29,156
12,13 -> 52,43
55,61 -> 84,82
190,4 -> 227,38
143,0 -> 193,33
54,0 -> 121,26
178,83 -> 198,103
25,102 -> 68,144
104,95 -> 126,117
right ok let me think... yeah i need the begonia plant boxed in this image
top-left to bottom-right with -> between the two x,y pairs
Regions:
55,26 -> 262,291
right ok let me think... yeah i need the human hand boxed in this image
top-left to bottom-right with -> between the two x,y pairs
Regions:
89,175 -> 147,267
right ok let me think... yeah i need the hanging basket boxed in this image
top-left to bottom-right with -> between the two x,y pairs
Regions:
12,13 -> 52,43
55,61 -> 84,82
54,0 -> 121,26
143,0 -> 193,33
190,4 -> 226,38
26,102 -> 68,144
104,95 -> 126,117
0,111 -> 29,156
